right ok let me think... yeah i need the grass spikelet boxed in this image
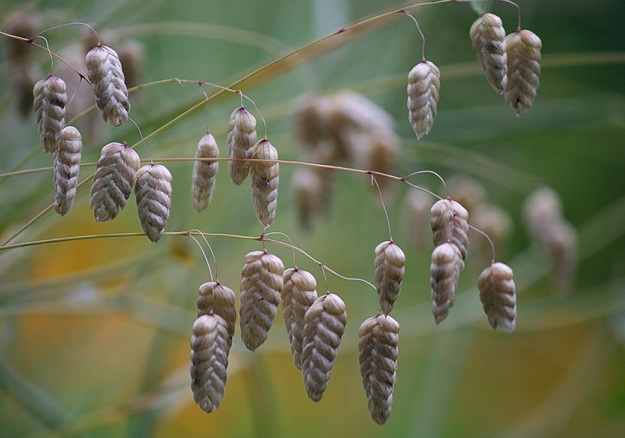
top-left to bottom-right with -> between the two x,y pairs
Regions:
431,198 -> 470,261
374,241 -> 406,315
134,164 -> 173,243
470,13 -> 508,94
239,250 -> 284,351
504,29 -> 542,115
301,292 -> 347,402
90,142 -> 140,222
192,132 -> 220,212
250,139 -> 279,227
190,314 -> 230,413
478,262 -> 517,332
282,268 -> 318,369
53,126 -> 82,216
407,60 -> 440,140
358,314 -> 400,424
197,282 -> 237,347
85,44 -> 131,126
430,242 -> 464,324
227,106 -> 257,185
291,167 -> 326,231
33,75 -> 66,153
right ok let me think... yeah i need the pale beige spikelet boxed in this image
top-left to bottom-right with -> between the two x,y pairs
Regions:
291,167 -> 326,230
301,293 -> 347,402
192,132 -> 220,212
197,282 -> 237,347
430,242 -> 464,324
33,76 -> 67,152
478,262 -> 517,332
85,44 -> 131,126
407,60 -> 440,140
470,13 -> 508,94
227,106 -> 257,185
524,187 -> 577,292
250,139 -> 279,227
53,126 -> 82,216
374,241 -> 406,315
447,175 -> 486,214
134,164 -> 172,243
190,314 -> 230,413
239,251 -> 284,351
282,268 -> 318,369
431,198 -> 470,261
90,142 -> 140,222
470,203 -> 512,254
358,314 -> 400,425
504,29 -> 542,115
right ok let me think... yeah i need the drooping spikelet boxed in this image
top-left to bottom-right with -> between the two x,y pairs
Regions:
504,29 -> 542,115
239,251 -> 284,351
407,60 -> 440,140
470,13 -> 508,94
134,164 -> 172,243
90,142 -> 140,222
53,126 -> 82,216
85,44 -> 131,126
430,242 -> 464,324
431,198 -> 470,261
301,293 -> 347,402
282,268 -> 318,369
523,187 -> 577,292
478,262 -> 517,332
33,75 -> 67,152
192,132 -> 220,212
291,167 -> 326,231
197,281 -> 237,347
190,314 -> 230,413
358,314 -> 400,425
250,139 -> 279,227
226,107 -> 257,185
374,241 -> 406,315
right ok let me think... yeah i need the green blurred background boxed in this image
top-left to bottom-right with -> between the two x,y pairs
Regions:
1,0 -> 624,437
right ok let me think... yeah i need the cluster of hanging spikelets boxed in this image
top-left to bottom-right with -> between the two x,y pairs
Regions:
10,4 -> 543,426
407,12 -> 542,140
292,91 -> 400,229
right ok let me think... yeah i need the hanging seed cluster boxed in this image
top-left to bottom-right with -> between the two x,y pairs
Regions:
14,5 -> 540,425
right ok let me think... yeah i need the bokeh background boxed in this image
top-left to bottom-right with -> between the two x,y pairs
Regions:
1,0 -> 624,437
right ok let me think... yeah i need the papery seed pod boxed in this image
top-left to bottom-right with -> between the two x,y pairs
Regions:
192,132 -> 220,212
301,293 -> 347,402
90,142 -> 140,221
33,76 -> 67,153
190,314 -> 230,413
282,268 -> 318,369
523,186 -> 563,239
447,175 -> 486,215
504,29 -> 542,115
374,241 -> 406,315
470,13 -> 508,94
407,60 -> 440,140
86,44 -> 131,126
291,167 -> 326,231
134,164 -> 172,243
53,126 -> 82,216
197,282 -> 237,347
359,314 -> 400,425
430,242 -> 464,324
227,107 -> 257,185
347,130 -> 399,194
470,203 -> 512,254
431,198 -> 470,261
250,139 -> 279,227
239,251 -> 284,351
478,262 -> 517,332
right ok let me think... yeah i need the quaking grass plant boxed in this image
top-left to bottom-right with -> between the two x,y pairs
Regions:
3,0 -> 623,436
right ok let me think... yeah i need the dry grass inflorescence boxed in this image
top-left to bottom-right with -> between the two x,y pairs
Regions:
0,0 -> 562,427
